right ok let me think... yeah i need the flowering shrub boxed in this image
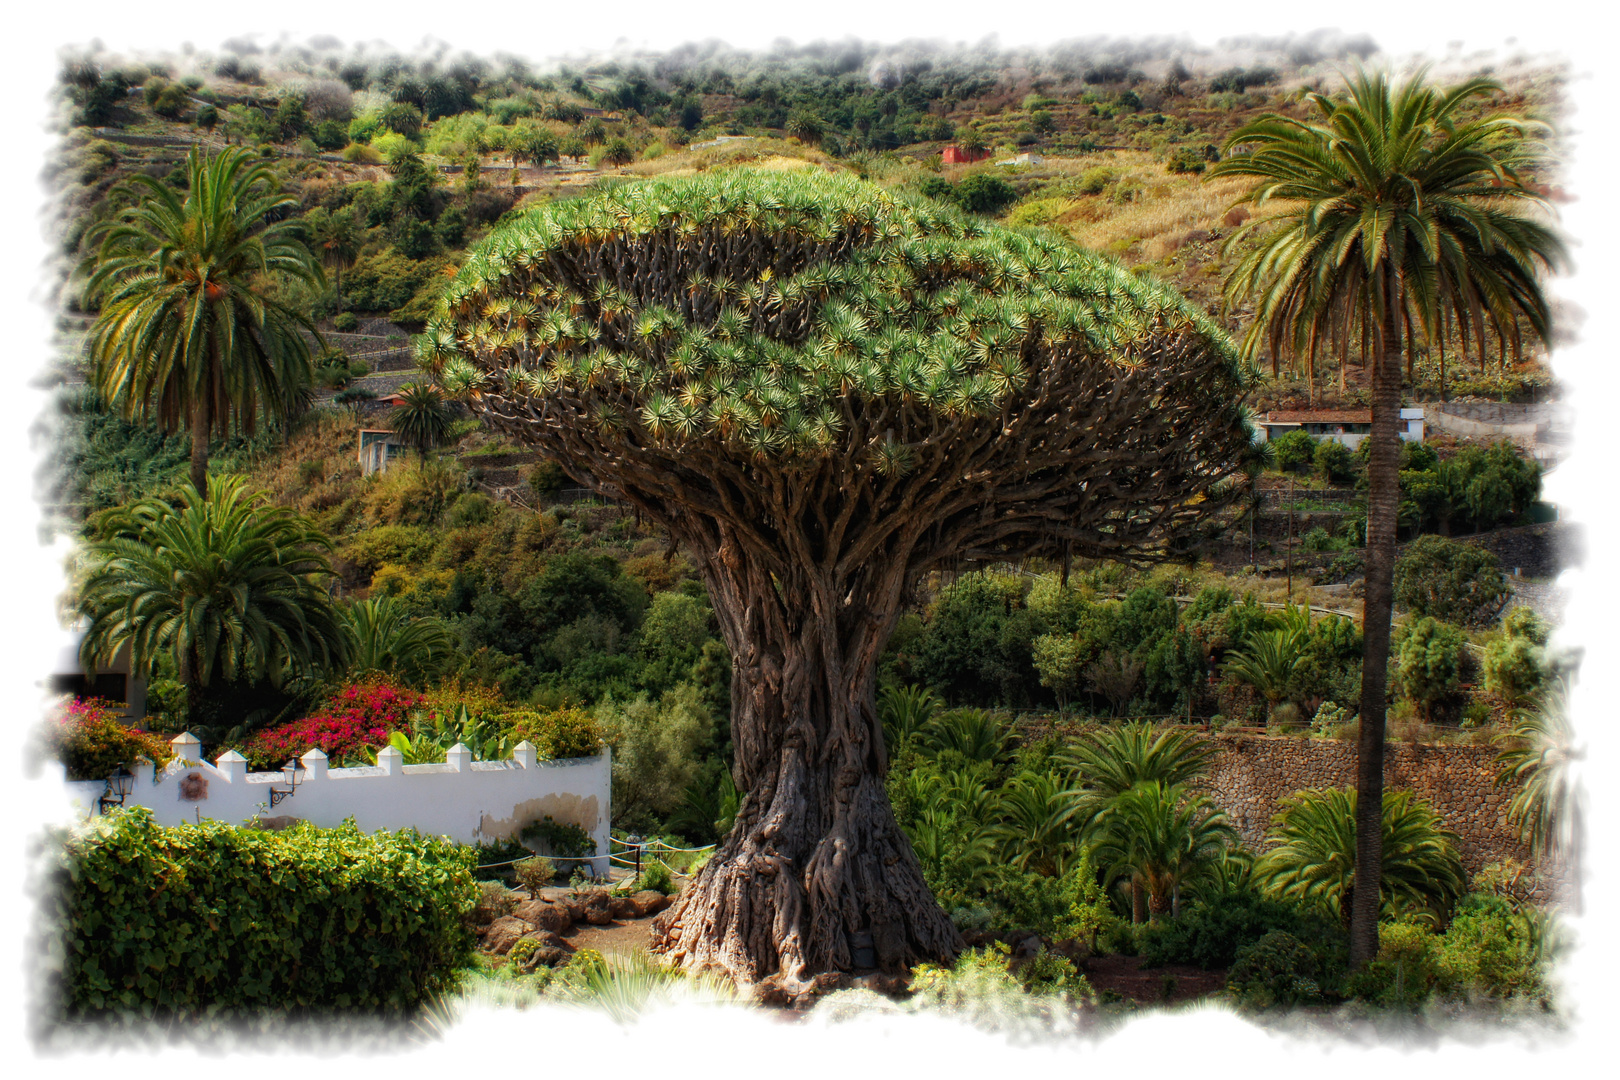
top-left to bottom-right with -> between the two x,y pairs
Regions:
240,680 -> 423,768
44,698 -> 173,781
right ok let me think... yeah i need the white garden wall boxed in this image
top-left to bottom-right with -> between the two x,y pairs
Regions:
59,732 -> 613,875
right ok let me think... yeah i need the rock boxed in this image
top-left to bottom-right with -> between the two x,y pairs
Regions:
483,915 -> 534,955
525,929 -> 568,950
853,972 -> 907,996
629,890 -> 672,918
609,895 -> 638,920
581,890 -> 615,925
1015,935 -> 1044,958
512,899 -> 572,933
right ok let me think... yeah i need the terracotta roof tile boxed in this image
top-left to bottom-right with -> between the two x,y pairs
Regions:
1265,410 -> 1372,424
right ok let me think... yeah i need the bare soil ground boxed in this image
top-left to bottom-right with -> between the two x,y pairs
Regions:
1078,955 -> 1228,1006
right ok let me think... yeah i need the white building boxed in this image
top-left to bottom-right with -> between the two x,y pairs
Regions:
1256,408 -> 1425,451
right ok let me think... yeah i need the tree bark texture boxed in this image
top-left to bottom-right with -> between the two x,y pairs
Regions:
189,393 -> 211,501
1350,273 -> 1404,969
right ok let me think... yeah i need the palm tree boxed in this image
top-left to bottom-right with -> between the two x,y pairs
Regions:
84,147 -> 325,500
878,683 -> 941,759
1057,720 -> 1215,799
304,207 -> 362,315
1209,69 -> 1565,967
76,476 -> 346,693
1091,780 -> 1237,921
387,381 -> 454,457
1222,628 -> 1307,720
990,770 -> 1085,878
1495,686 -> 1583,909
338,597 -> 458,685
1254,787 -> 1467,927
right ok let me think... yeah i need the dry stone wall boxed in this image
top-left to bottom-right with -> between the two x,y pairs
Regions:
1205,733 -> 1532,879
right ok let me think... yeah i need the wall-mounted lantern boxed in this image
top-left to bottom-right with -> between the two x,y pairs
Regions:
269,758 -> 306,807
99,763 -> 134,814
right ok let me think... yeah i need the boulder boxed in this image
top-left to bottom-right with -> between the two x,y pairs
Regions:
609,895 -> 638,920
511,899 -> 572,933
581,890 -> 615,925
629,890 -> 672,918
515,944 -> 571,972
483,915 -> 534,955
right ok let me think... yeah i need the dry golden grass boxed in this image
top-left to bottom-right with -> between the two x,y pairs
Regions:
1056,156 -> 1252,259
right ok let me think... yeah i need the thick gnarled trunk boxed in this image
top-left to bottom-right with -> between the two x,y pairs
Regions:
648,545 -> 960,988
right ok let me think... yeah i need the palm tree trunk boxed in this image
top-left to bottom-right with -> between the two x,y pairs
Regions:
1350,274 -> 1404,970
190,394 -> 211,500
1131,877 -> 1147,924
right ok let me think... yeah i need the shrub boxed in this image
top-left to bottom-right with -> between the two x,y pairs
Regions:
341,142 -> 384,165
474,879 -> 516,920
1395,616 -> 1468,719
1225,930 -> 1324,1008
1393,535 -> 1511,628
47,810 -> 477,1018
952,174 -> 1019,214
520,815 -> 595,858
333,311 -> 359,331
1139,891 -> 1340,970
505,706 -> 604,760
1165,147 -> 1205,174
1313,439 -> 1357,483
514,856 -> 555,898
1483,635 -> 1548,705
1270,429 -> 1317,473
635,859 -> 675,895
1343,920 -> 1441,1008
43,698 -> 174,781
1433,893 -> 1555,1000
239,680 -> 424,768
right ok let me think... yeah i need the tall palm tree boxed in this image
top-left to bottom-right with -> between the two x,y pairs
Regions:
84,147 -> 325,500
304,206 -> 362,315
1222,627 -> 1307,720
1091,780 -> 1237,921
76,476 -> 346,692
387,381 -> 454,458
1209,69 -> 1565,967
1254,787 -> 1467,927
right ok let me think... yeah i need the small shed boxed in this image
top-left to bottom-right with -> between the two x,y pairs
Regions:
1257,408 -> 1425,451
942,144 -> 990,165
358,428 -> 411,476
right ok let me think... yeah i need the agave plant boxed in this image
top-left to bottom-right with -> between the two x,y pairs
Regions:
1254,787 -> 1467,925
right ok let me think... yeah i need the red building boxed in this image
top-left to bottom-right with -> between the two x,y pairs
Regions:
942,144 -> 990,165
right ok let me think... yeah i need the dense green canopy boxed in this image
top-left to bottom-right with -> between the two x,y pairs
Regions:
421,169 -> 1254,566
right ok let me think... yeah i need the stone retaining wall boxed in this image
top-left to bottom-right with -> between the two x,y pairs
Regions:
1205,733 -> 1530,880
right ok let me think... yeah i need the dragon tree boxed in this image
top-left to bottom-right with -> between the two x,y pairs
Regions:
418,170 -> 1254,991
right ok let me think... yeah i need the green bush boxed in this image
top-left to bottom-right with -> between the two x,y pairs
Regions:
1270,430 -> 1317,473
343,249 -> 434,313
635,859 -> 675,895
1343,920 -> 1441,1008
1393,535 -> 1510,627
520,815 -> 596,858
953,173 -> 1019,214
1395,616 -> 1468,718
1482,635 -> 1548,706
1165,147 -> 1205,174
1314,439 -> 1357,483
514,856 -> 555,897
1225,930 -> 1324,1008
332,311 -> 359,332
1139,891 -> 1342,970
47,810 -> 477,1019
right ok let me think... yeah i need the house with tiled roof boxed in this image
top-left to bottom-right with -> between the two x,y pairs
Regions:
1257,408 -> 1425,451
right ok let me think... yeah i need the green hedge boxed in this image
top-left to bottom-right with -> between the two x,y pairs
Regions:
48,809 -> 477,1019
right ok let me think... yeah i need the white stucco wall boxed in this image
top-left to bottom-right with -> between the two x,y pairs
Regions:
57,733 -> 613,875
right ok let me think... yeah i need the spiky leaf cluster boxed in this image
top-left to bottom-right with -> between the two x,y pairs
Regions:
426,170 -> 1253,567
